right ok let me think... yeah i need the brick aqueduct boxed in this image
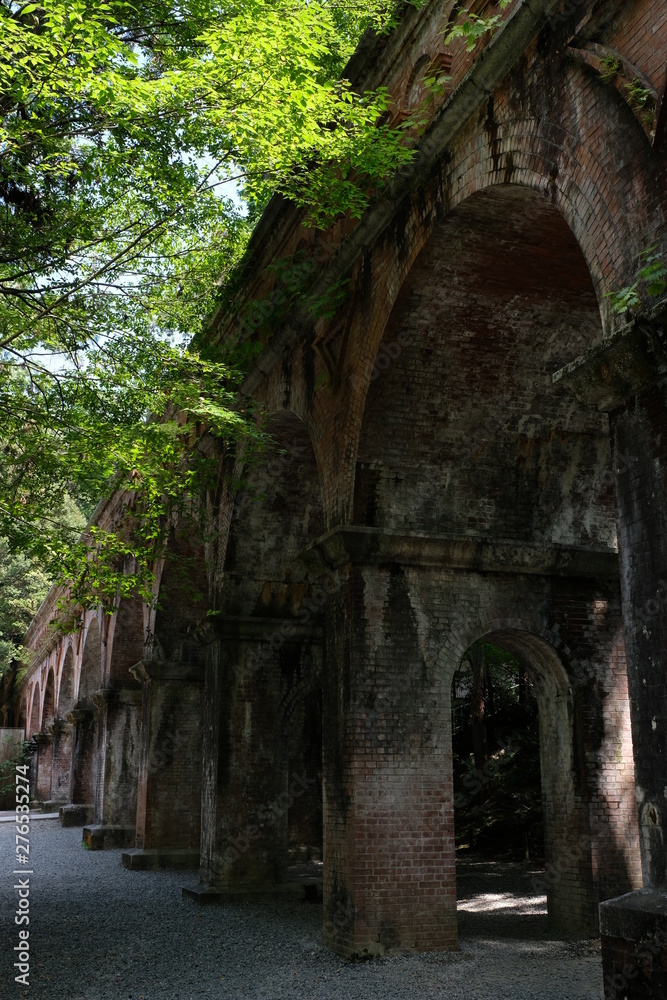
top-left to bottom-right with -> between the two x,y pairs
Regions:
4,0 -> 667,991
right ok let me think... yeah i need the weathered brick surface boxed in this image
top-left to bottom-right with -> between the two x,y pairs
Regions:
200,415 -> 326,890
49,723 -> 73,802
6,0 -> 667,977
135,666 -> 203,852
612,382 -> 667,890
317,544 -> 640,955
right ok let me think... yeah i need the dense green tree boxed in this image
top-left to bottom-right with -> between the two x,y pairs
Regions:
0,0 -> 419,606
0,540 -> 50,674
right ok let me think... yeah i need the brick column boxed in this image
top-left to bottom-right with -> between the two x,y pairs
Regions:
313,533 -> 455,958
100,687 -> 141,828
68,705 -> 97,806
33,731 -> 52,803
122,658 -> 204,870
190,617 -> 321,902
554,310 -> 667,999
48,719 -> 72,805
81,686 -> 141,849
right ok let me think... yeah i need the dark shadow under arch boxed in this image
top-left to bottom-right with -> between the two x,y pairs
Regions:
41,669 -> 55,730
354,184 -> 613,552
450,626 -> 597,936
58,648 -> 75,716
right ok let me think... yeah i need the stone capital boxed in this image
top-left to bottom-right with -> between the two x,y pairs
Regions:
46,717 -> 69,737
303,526 -> 618,580
129,658 -> 204,684
91,688 -> 113,711
552,305 -> 667,412
66,705 -> 94,725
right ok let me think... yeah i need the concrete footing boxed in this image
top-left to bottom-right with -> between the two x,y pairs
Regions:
122,848 -> 200,870
599,889 -> 667,999
59,804 -> 94,827
83,824 -> 135,850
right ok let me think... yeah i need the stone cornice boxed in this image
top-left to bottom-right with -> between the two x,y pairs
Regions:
213,615 -> 322,642
129,659 -> 204,684
552,305 -> 667,411
304,526 -> 618,579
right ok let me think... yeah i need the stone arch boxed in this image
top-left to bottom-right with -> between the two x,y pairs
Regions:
404,53 -> 432,110
425,57 -> 665,325
57,646 -> 75,717
46,645 -> 76,806
440,624 -> 593,932
41,668 -> 56,730
77,616 -> 102,704
199,409 -> 327,891
28,683 -> 40,737
92,597 -> 143,834
278,653 -> 323,867
324,51 -> 666,522
132,519 -> 212,859
69,617 -> 103,808
352,183 -> 614,548
434,599 -> 640,934
106,597 -> 144,686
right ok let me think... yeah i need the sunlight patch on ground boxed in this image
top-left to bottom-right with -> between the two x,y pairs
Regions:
458,892 -> 548,915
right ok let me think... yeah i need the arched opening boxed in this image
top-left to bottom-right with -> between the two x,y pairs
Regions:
354,184 -> 613,548
77,617 -> 101,703
107,598 -> 144,685
27,683 -> 41,800
42,669 -> 55,730
324,183 -> 639,955
97,598 -> 143,832
51,648 -> 75,804
282,672 -> 323,872
452,629 -> 595,937
34,667 -> 57,801
200,410 -> 326,893
28,684 -> 40,737
70,618 -> 102,807
132,524 -> 211,859
17,694 -> 27,731
58,648 -> 75,717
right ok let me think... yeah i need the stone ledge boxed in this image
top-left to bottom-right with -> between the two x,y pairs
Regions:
600,890 -> 667,1000
83,824 -> 135,850
213,615 -> 323,642
122,848 -> 200,870
59,803 -> 94,827
600,888 -> 667,941
41,799 -> 67,813
552,305 -> 667,411
305,526 -> 618,579
182,881 -> 319,904
129,659 -> 205,685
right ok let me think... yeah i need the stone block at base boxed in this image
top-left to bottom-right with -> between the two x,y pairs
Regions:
83,825 -> 135,850
182,881 -> 320,904
60,804 -> 94,827
600,889 -> 667,1000
41,800 -> 67,814
122,849 -> 200,870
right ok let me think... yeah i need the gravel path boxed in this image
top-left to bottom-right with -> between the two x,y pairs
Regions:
0,821 -> 603,999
